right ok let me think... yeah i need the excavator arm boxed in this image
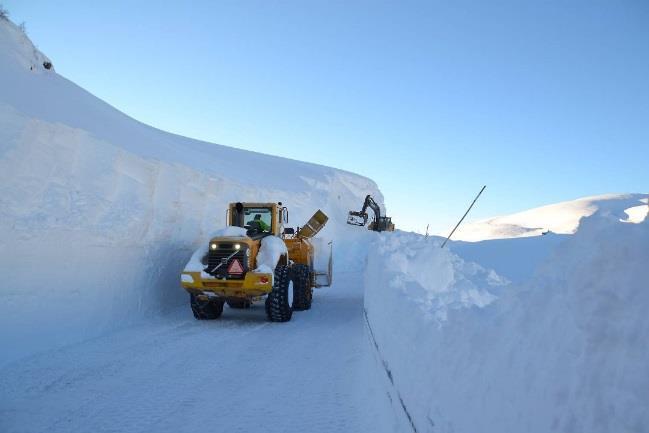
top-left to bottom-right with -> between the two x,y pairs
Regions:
347,195 -> 392,231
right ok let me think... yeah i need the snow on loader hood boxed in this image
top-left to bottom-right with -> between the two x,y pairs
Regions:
254,235 -> 288,275
183,228 -> 287,281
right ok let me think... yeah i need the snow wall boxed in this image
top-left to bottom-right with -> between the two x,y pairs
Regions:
364,198 -> 649,433
0,18 -> 382,366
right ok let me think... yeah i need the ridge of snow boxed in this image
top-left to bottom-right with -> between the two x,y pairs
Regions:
0,18 -> 53,73
367,209 -> 649,432
365,232 -> 506,324
452,193 -> 648,241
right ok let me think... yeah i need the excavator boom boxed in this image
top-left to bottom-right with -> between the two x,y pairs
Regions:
347,195 -> 395,232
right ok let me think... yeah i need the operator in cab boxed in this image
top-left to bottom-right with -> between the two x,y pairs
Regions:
249,214 -> 270,232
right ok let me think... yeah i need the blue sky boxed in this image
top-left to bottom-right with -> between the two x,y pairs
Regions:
6,0 -> 648,233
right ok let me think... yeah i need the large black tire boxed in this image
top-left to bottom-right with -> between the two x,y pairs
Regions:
291,264 -> 312,311
265,265 -> 294,322
226,298 -> 251,309
190,294 -> 224,320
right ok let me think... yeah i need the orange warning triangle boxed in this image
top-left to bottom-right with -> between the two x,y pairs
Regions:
228,259 -> 244,274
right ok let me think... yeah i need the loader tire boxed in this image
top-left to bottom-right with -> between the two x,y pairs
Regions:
226,299 -> 251,309
291,264 -> 312,311
265,265 -> 294,322
190,294 -> 224,320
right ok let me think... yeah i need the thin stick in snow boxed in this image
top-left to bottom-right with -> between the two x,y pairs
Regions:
441,185 -> 486,248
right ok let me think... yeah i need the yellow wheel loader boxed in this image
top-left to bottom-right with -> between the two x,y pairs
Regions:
181,202 -> 332,322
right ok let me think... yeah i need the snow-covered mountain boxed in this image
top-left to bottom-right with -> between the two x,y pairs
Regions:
0,17 -> 381,365
453,193 -> 647,241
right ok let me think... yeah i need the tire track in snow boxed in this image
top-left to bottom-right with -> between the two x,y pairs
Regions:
0,274 -> 386,433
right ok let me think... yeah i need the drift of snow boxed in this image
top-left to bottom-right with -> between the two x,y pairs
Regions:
452,193 -> 647,241
366,233 -> 506,323
254,235 -> 288,274
366,199 -> 649,433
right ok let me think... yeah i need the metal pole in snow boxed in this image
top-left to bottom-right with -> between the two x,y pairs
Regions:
441,185 -> 486,248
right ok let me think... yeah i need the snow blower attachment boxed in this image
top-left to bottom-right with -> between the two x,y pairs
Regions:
181,202 -> 332,322
347,195 -> 395,232
297,209 -> 328,238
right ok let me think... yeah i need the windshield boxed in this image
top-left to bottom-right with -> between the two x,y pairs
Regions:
243,207 -> 273,234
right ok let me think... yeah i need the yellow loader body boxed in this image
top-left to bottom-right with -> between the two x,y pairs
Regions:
181,270 -> 273,298
181,202 -> 332,321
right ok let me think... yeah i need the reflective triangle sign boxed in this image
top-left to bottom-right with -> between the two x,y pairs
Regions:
228,259 -> 244,275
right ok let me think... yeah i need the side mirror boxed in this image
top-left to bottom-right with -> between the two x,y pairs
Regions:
283,228 -> 295,235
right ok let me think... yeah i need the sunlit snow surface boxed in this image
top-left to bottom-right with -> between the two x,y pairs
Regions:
453,193 -> 647,241
1,15 -> 648,433
621,198 -> 649,224
366,195 -> 649,433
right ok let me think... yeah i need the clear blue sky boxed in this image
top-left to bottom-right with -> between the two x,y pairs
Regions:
6,0 -> 649,233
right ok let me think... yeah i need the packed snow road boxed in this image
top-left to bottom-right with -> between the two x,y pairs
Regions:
0,271 -> 391,433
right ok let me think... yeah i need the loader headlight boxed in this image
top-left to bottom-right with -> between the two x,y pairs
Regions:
234,243 -> 241,250
210,243 -> 218,250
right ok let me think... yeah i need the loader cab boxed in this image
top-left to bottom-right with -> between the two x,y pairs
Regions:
228,202 -> 285,238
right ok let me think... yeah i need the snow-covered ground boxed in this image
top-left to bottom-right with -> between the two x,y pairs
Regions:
2,14 -> 648,433
365,194 -> 648,433
1,269 -> 395,433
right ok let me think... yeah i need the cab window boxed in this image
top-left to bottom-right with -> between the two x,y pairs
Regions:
243,207 -> 273,233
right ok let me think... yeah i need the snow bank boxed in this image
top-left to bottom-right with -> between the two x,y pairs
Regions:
0,18 -> 382,366
365,198 -> 649,433
453,193 -> 646,241
449,194 -> 647,283
365,233 -> 506,323
449,233 -> 569,284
